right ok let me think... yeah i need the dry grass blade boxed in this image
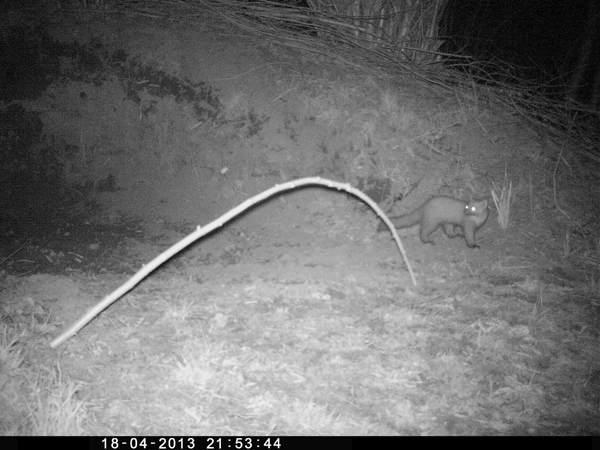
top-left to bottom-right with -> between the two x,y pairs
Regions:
491,180 -> 512,229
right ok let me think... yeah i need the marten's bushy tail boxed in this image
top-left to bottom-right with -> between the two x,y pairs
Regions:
389,208 -> 423,229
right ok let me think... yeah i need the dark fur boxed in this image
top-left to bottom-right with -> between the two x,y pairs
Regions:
386,196 -> 488,248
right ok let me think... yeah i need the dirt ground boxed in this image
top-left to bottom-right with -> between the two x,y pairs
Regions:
0,7 -> 598,436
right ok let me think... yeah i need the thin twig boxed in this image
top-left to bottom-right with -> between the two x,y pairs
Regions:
50,177 -> 417,349
0,242 -> 27,266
